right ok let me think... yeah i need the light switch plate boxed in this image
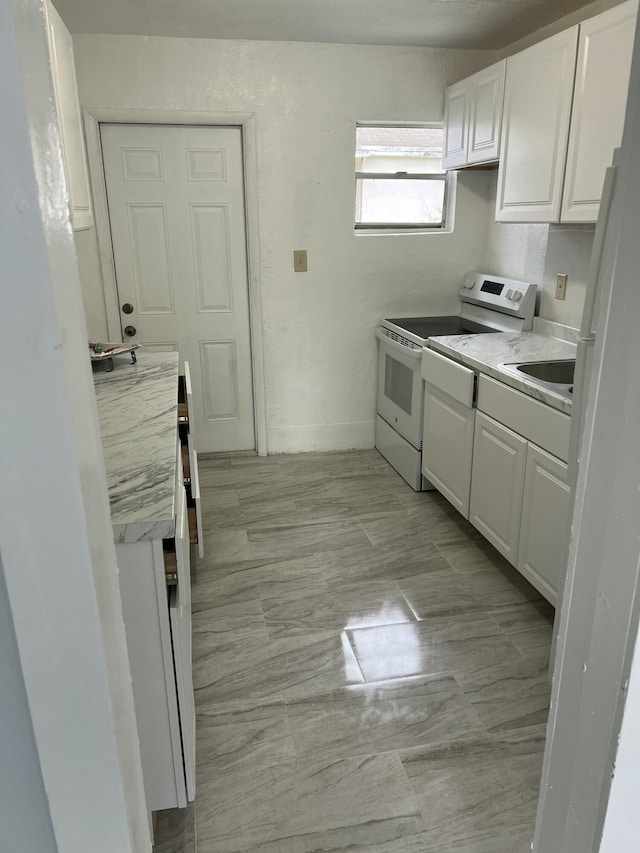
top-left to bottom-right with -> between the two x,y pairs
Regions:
555,274 -> 567,300
293,250 -> 308,273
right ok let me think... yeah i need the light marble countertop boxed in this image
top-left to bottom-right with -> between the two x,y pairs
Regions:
426,330 -> 577,415
94,352 -> 179,543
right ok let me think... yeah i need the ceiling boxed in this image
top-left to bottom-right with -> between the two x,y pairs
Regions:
54,0 -> 599,50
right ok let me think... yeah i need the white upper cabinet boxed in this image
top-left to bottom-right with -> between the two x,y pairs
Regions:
496,27 -> 579,223
45,0 -> 93,230
443,60 -> 506,169
561,0 -> 638,222
443,80 -> 469,169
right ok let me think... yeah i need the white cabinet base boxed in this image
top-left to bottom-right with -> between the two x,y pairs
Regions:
422,384 -> 475,518
116,540 -> 187,812
517,444 -> 571,605
469,412 -> 528,563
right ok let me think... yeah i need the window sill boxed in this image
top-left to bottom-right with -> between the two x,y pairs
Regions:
354,226 -> 453,236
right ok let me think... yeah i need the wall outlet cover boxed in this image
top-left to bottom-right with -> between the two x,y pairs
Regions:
555,273 -> 567,300
293,250 -> 308,272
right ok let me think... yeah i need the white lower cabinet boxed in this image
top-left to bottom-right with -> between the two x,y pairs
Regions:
422,349 -> 476,517
469,412 -> 528,563
422,383 -> 475,517
517,444 -> 571,605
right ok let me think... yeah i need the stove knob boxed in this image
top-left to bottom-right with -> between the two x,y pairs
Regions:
506,289 -> 515,300
512,291 -> 523,302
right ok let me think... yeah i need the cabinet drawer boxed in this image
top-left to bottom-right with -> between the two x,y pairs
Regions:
478,375 -> 570,461
422,349 -> 475,407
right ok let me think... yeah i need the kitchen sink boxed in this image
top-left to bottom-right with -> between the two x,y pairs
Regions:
513,360 -> 575,384
499,359 -> 575,399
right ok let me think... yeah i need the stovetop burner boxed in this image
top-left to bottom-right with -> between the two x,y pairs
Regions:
385,315 -> 498,340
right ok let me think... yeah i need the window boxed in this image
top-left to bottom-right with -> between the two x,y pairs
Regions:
355,125 -> 448,230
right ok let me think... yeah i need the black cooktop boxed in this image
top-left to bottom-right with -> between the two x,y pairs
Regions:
386,315 -> 498,339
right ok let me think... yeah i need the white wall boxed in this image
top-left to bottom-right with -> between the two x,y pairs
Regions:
482,172 -> 596,328
1,0 -> 148,848
72,35 -> 496,452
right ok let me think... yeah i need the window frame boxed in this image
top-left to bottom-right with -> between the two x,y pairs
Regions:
354,123 -> 449,232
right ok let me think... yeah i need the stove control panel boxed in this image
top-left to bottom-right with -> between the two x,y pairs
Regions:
459,272 -> 537,328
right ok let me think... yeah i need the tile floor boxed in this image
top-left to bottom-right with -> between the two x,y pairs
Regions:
154,450 -> 554,853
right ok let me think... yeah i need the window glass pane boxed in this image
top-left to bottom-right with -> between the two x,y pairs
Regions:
385,354 -> 413,415
358,178 -> 445,225
356,126 -> 444,174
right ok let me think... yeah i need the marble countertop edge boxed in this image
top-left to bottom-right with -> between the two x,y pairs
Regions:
94,352 -> 179,543
426,330 -> 576,415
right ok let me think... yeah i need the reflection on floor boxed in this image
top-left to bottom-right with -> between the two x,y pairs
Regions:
154,450 -> 554,853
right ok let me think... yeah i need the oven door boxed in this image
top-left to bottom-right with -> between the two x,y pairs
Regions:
376,331 -> 423,449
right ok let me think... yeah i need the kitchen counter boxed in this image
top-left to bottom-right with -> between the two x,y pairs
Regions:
427,329 -> 577,415
94,351 -> 179,543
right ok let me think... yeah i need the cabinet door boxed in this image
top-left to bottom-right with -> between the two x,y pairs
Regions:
468,60 -> 506,164
496,27 -> 579,222
469,412 -> 527,563
518,444 -> 571,605
443,78 -> 469,169
170,482 -> 196,802
45,0 -> 93,230
422,383 -> 475,518
561,0 -> 638,222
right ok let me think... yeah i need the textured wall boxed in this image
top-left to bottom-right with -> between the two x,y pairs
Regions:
73,35 -> 496,452
483,172 -> 594,328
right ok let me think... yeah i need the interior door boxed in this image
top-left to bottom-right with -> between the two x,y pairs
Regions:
101,123 -> 255,453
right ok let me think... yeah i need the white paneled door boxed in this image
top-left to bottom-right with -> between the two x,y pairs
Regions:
101,124 -> 255,453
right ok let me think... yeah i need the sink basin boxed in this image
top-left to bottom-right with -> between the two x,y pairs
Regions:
513,360 -> 575,384
498,359 -> 575,400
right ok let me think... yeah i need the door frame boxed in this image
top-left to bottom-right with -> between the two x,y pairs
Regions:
83,108 -> 267,456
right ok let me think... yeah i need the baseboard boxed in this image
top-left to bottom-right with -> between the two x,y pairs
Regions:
267,420 -> 375,455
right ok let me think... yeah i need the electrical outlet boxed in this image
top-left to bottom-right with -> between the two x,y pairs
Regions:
555,274 -> 568,300
293,250 -> 308,273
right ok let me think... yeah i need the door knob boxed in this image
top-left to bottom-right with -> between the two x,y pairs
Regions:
124,325 -> 137,337
122,302 -> 134,315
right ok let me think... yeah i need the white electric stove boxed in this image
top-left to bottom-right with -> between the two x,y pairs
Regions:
375,272 -> 538,490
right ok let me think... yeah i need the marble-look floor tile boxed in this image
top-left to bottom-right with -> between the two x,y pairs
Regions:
191,597 -> 266,636
153,802 -> 196,853
201,528 -> 252,564
347,614 -> 523,683
196,698 -> 295,779
294,492 -> 407,523
196,485 -> 239,508
490,601 -> 555,662
362,503 -> 473,552
399,564 -> 542,620
194,631 -> 364,706
401,727 -> 546,850
191,555 -> 328,606
287,675 -> 483,761
261,581 -> 417,639
235,472 -> 342,505
436,536 -> 520,577
489,599 -> 555,634
246,519 -> 370,560
202,498 -> 299,530
454,658 -> 551,733
425,824 -> 534,853
278,449 -> 391,480
333,471 -> 414,501
188,450 -> 550,852
318,540 -> 452,586
198,461 -> 285,490
196,752 -> 427,853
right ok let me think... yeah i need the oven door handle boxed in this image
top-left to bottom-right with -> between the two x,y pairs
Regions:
375,327 -> 423,359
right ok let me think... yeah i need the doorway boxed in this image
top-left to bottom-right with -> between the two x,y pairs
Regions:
100,122 -> 256,454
